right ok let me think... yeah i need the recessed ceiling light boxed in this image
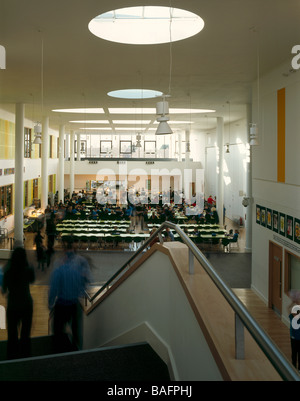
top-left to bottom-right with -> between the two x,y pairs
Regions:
109,108 -> 156,114
112,120 -> 151,124
88,6 -> 205,45
108,89 -> 162,99
108,107 -> 215,114
52,108 -> 105,113
79,127 -> 112,130
70,120 -> 110,123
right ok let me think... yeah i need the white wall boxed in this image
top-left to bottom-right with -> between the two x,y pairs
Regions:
205,117 -> 248,222
83,250 -> 223,381
251,58 -> 300,325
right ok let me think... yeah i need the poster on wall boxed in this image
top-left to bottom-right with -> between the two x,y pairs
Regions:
260,207 -> 266,227
256,205 -> 261,224
279,213 -> 286,236
295,218 -> 300,244
273,210 -> 279,233
286,215 -> 294,240
267,208 -> 273,230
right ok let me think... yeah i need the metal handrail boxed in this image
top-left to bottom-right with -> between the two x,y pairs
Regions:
84,221 -> 299,381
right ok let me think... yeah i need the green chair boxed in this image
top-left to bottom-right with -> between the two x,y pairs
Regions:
89,236 -> 99,249
79,235 -> 90,250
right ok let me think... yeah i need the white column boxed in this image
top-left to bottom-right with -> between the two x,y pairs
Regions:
185,129 -> 191,161
14,103 -> 25,245
178,132 -> 182,161
216,117 -> 224,226
58,125 -> 65,203
70,130 -> 75,195
41,116 -> 49,210
245,104 -> 253,251
77,133 -> 81,161
65,133 -> 69,160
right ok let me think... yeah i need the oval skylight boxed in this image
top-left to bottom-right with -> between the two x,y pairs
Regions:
88,6 -> 205,45
108,89 -> 162,99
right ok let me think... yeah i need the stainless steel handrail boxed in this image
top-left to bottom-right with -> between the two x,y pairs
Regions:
84,221 -> 299,381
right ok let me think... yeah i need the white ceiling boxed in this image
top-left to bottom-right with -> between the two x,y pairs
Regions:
0,0 -> 299,134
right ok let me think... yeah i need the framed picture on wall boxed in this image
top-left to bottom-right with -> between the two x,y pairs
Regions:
260,207 -> 266,227
120,140 -> 132,154
273,210 -> 279,233
279,213 -> 286,236
267,208 -> 273,230
294,218 -> 300,244
100,140 -> 112,154
256,205 -> 261,224
286,215 -> 294,240
144,141 -> 156,155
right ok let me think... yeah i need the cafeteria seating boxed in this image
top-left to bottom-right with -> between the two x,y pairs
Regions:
54,217 -> 228,252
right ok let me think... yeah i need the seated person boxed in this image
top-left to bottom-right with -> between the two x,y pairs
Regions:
111,226 -> 121,235
192,227 -> 200,236
229,229 -> 239,242
163,227 -> 175,242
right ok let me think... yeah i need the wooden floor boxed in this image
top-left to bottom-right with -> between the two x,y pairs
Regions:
0,286 -> 49,342
234,288 -> 291,362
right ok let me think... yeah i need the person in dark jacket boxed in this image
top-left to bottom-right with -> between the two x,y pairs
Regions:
2,246 -> 35,359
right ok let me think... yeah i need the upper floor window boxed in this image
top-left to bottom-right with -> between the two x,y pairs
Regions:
24,128 -> 31,158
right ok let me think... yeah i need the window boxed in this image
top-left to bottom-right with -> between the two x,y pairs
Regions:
0,185 -> 13,218
24,128 -> 31,158
285,251 -> 300,294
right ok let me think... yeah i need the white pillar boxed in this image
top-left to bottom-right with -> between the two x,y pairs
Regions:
70,130 -> 75,195
59,125 -> 65,203
216,117 -> 224,226
65,134 -> 69,160
77,133 -> 81,161
41,116 -> 49,210
245,104 -> 253,251
185,129 -> 191,161
14,103 -> 25,245
178,132 -> 182,161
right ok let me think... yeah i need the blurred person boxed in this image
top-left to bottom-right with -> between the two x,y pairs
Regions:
46,212 -> 57,266
2,246 -> 35,359
34,229 -> 46,270
48,236 -> 92,353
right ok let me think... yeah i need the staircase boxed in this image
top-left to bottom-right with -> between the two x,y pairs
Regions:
0,337 -> 170,381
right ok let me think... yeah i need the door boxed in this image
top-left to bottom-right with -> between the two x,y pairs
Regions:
269,242 -> 283,315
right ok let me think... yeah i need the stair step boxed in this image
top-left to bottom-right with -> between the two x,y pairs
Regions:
0,340 -> 170,381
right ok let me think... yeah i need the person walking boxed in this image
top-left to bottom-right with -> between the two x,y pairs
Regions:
46,212 -> 57,266
48,236 -> 91,353
1,246 -> 35,359
34,229 -> 46,270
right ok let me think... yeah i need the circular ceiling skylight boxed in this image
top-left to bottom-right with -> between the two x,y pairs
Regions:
88,6 -> 205,45
108,89 -> 163,99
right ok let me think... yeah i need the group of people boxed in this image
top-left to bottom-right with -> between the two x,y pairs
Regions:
46,188 -> 221,226
0,236 -> 92,360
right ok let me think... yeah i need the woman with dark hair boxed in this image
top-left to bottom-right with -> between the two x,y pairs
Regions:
2,246 -> 35,359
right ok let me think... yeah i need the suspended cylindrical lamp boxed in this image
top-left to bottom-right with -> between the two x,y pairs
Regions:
155,99 -> 172,135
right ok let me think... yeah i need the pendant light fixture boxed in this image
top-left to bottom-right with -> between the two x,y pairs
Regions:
155,6 -> 173,136
33,33 -> 44,145
33,122 -> 42,144
155,96 -> 173,135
